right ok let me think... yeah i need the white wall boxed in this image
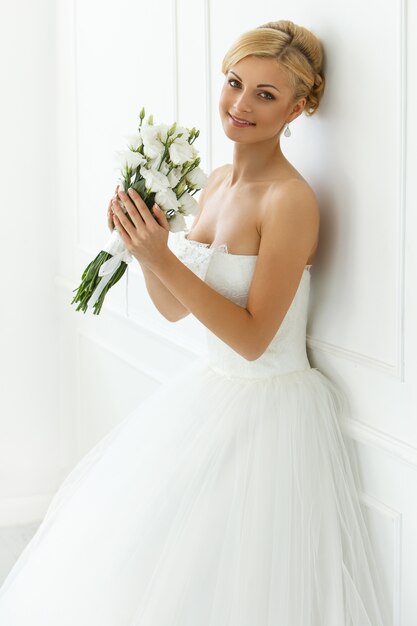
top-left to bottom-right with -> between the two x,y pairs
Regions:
1,0 -> 416,622
0,0 -> 60,523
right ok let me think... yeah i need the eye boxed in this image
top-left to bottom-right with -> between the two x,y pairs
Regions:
259,91 -> 274,101
227,79 -> 275,101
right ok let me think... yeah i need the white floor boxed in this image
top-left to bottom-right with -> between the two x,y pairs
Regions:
0,523 -> 41,586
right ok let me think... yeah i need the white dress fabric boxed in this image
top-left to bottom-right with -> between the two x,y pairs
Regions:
0,231 -> 390,626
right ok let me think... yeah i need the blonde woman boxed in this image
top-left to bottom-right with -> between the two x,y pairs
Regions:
0,20 -> 389,626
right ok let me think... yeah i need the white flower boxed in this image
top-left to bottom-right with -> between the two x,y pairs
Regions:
159,160 -> 171,175
169,139 -> 194,165
155,188 -> 181,212
141,124 -> 165,159
178,192 -> 199,216
139,165 -> 170,193
125,132 -> 143,151
189,145 -> 199,160
185,166 -> 207,189
167,167 -> 182,187
172,125 -> 190,142
118,149 -> 146,172
155,123 -> 169,143
148,155 -> 163,170
168,212 -> 187,233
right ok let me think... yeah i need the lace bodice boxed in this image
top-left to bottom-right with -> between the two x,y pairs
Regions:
168,230 -> 312,379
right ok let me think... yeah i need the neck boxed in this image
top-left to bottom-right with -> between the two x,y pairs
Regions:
228,136 -> 286,187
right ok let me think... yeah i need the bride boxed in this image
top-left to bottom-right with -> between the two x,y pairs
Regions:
0,19 -> 390,626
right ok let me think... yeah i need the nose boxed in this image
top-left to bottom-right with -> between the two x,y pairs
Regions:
233,89 -> 252,113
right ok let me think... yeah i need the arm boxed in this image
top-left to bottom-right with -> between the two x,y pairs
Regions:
150,180 -> 319,360
133,165 -> 227,322
138,262 -> 189,322
108,182 -> 207,322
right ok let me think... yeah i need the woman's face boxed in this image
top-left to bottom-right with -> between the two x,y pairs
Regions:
218,55 -> 306,143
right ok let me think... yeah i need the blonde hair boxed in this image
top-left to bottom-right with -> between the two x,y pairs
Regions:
221,20 -> 325,116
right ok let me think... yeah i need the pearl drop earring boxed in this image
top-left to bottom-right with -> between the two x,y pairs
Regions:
284,123 -> 291,137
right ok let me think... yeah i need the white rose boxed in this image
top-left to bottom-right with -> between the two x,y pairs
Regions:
141,124 -> 165,159
168,212 -> 187,233
139,165 -> 170,193
185,167 -> 208,189
169,139 -> 194,165
125,132 -> 143,151
178,192 -> 199,216
118,149 -> 146,172
155,188 -> 181,212
167,167 -> 182,187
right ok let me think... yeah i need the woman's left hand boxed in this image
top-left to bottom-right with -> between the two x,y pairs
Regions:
112,187 -> 171,270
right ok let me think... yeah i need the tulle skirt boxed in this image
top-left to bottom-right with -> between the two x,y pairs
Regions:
0,358 -> 390,625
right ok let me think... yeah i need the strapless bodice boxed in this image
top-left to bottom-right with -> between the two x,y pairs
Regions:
168,231 -> 312,379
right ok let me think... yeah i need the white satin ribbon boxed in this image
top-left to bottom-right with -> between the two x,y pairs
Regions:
88,230 -> 133,310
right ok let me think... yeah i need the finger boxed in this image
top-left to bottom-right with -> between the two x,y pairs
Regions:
107,206 -> 115,232
126,188 -> 154,226
117,189 -> 145,229
113,212 -> 131,244
153,204 -> 170,231
112,200 -> 135,238
107,198 -> 115,226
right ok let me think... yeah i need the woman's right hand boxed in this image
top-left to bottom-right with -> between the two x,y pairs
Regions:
107,184 -> 120,233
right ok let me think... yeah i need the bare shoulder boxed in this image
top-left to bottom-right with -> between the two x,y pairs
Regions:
206,163 -> 232,189
261,176 -> 319,227
257,176 -> 320,267
258,177 -> 319,246
196,164 -> 230,203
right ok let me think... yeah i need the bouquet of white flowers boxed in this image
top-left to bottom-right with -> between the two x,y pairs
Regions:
71,107 -> 207,315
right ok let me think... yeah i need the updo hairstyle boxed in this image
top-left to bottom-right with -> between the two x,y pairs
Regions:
221,20 -> 325,116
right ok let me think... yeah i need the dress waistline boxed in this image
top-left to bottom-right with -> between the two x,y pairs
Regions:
208,364 -> 316,382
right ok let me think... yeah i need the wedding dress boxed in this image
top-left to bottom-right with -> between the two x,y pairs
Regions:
0,230 -> 390,625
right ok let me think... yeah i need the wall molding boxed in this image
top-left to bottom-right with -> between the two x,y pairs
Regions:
172,0 -> 179,121
307,334 -> 399,378
396,0 -> 407,385
0,479 -> 67,528
56,272 -> 202,357
73,0 -> 81,250
76,329 -> 166,385
359,493 -> 402,626
308,0 -> 407,382
203,0 -> 212,172
342,415 -> 417,471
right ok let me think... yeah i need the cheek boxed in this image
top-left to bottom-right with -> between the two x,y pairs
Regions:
219,87 -> 227,104
264,104 -> 284,124
218,89 -> 230,114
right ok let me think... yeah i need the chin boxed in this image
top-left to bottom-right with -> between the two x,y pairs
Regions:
219,110 -> 254,142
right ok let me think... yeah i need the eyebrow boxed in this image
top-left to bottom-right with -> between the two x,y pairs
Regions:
229,70 -> 280,93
